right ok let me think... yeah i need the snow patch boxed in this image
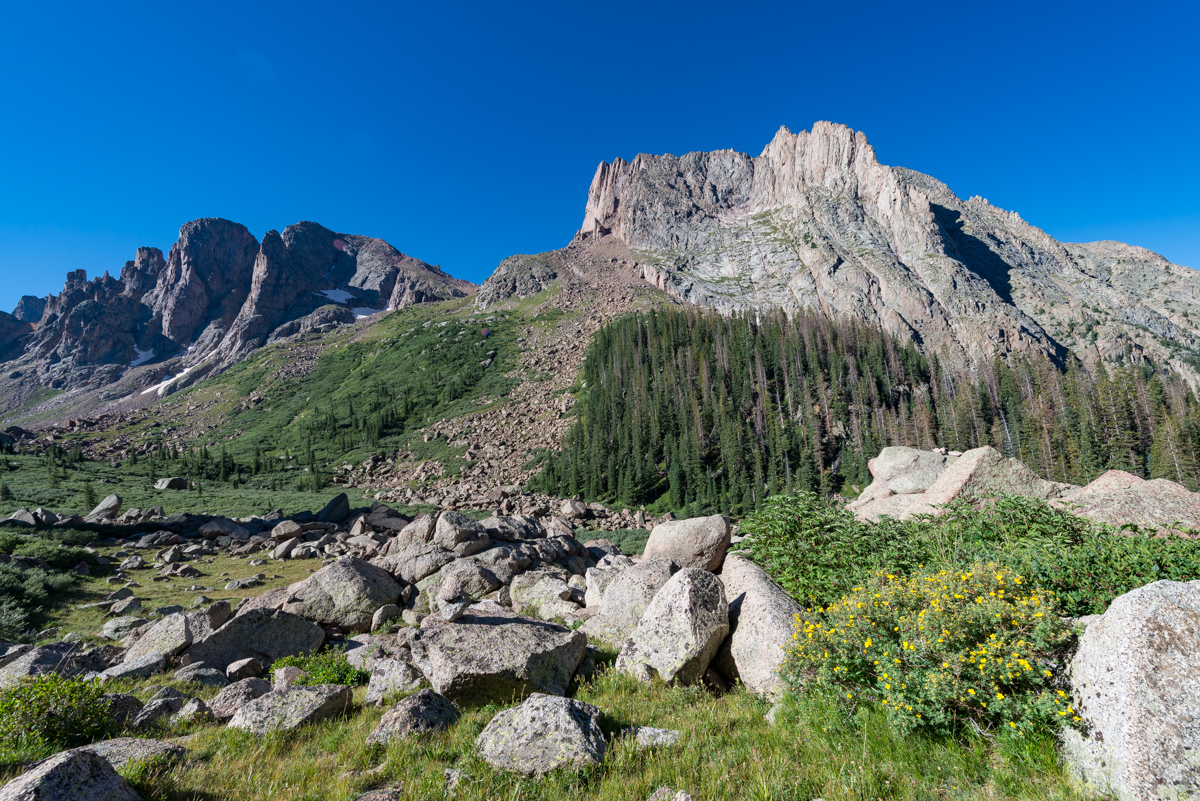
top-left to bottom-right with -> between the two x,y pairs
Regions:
129,348 -> 155,368
318,289 -> 355,304
141,365 -> 196,398
352,307 -> 385,319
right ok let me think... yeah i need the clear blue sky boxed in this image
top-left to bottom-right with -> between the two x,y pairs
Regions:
1,0 -> 1197,313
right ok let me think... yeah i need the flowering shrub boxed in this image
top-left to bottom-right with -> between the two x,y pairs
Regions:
785,563 -> 1080,737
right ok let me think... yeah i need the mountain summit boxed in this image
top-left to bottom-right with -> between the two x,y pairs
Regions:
0,219 -> 474,416
535,121 -> 1200,375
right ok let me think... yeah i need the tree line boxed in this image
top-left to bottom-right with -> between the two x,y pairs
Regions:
529,306 -> 1200,517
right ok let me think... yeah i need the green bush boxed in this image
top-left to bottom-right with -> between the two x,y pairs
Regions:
0,535 -> 92,570
0,675 -> 117,767
736,492 -> 1200,616
270,648 -> 369,687
786,564 -> 1080,737
604,527 -> 651,556
735,493 -> 923,601
0,562 -> 78,641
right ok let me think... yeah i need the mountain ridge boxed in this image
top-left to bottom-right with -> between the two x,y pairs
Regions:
0,218 -> 475,421
521,121 -> 1200,379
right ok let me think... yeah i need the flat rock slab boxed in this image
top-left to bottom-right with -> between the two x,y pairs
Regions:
476,693 -> 605,776
367,689 -> 460,744
0,748 -> 142,801
410,601 -> 586,706
74,738 -> 188,771
227,684 -> 353,734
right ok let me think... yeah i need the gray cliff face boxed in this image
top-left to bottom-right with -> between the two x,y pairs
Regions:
1,218 -> 475,402
557,121 -> 1200,374
214,222 -> 474,364
11,295 -> 46,324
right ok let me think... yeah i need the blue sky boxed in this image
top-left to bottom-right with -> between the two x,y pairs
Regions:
1,0 -> 1196,313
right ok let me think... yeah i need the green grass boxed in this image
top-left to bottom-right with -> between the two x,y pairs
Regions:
0,453 -> 369,519
39,547 -> 321,646
101,673 -> 1092,801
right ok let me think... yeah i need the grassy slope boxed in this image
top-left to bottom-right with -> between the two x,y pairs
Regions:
0,293 -> 572,519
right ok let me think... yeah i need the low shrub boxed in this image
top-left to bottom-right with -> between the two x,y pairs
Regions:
270,648 -> 369,687
0,675 -> 117,767
735,493 -> 922,601
604,527 -> 650,556
0,534 -> 92,570
786,564 -> 1080,737
737,492 -> 1200,616
0,562 -> 77,641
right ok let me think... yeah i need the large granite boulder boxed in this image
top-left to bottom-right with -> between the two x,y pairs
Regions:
616,568 -> 729,685
1062,580 -> 1200,800
579,559 -> 678,646
98,652 -> 165,682
124,603 -> 230,662
84,494 -> 123,523
364,659 -> 424,706
410,601 -> 587,706
0,643 -> 110,688
711,554 -> 801,698
476,694 -> 605,776
371,541 -> 455,583
207,677 -> 272,720
184,609 -> 324,671
642,515 -> 731,572
283,557 -> 403,632
227,684 -> 353,734
367,689 -> 460,744
0,749 -> 142,800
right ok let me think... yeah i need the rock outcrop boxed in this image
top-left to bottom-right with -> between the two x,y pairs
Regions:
1054,470 -> 1200,530
849,444 -> 1200,531
563,121 -> 1200,378
849,445 -> 1075,521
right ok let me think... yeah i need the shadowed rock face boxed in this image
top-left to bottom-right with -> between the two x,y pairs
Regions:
0,218 -> 475,402
478,121 -> 1200,376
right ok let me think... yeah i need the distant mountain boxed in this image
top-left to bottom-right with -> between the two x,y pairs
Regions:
0,219 -> 474,415
483,121 -> 1200,378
